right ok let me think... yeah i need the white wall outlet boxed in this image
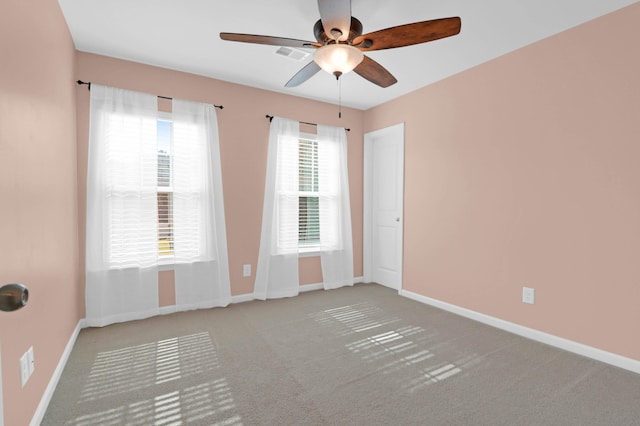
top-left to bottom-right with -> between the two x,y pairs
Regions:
19,347 -> 35,387
522,287 -> 535,305
242,264 -> 252,277
19,353 -> 29,387
26,346 -> 34,376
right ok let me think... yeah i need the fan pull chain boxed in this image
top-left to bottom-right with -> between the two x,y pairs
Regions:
338,76 -> 342,119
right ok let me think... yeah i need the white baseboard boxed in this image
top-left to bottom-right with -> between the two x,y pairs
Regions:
231,293 -> 255,304
300,276 -> 364,293
236,277 -> 365,302
400,289 -> 640,375
158,305 -> 178,316
300,283 -> 324,293
30,320 -> 84,426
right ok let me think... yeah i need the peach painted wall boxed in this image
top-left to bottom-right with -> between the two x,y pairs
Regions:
365,3 -> 640,361
0,0 -> 81,424
75,52 -> 364,305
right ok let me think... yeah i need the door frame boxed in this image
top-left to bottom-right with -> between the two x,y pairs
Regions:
363,123 -> 405,289
0,342 -> 4,426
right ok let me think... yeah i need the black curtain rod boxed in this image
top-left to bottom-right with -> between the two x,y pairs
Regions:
265,115 -> 350,132
76,80 -> 223,109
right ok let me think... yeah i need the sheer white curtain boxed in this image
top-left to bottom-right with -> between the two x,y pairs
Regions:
254,117 -> 300,299
317,124 -> 354,290
172,99 -> 231,309
85,85 -> 159,326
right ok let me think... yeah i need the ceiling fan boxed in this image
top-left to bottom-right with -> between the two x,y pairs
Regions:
220,0 -> 461,88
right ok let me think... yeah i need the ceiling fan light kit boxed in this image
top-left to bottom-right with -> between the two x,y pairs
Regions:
220,0 -> 461,88
313,44 -> 364,78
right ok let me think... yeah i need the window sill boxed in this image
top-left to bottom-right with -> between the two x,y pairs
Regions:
299,247 -> 321,258
158,257 -> 175,271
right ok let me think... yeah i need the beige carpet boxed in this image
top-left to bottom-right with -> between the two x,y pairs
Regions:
42,283 -> 640,425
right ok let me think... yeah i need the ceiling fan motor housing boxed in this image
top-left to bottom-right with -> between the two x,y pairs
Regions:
313,17 -> 363,44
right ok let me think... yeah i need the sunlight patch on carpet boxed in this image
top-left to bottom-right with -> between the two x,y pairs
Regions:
310,302 -> 401,336
68,332 -> 242,425
315,303 -> 468,393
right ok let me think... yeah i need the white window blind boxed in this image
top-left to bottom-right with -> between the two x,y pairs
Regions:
105,112 -> 159,269
172,118 -> 210,263
104,112 -> 211,265
298,137 -> 320,247
157,118 -> 174,257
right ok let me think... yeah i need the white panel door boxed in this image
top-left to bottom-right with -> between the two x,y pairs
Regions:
364,123 -> 405,290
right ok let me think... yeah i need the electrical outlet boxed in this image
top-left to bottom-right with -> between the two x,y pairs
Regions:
20,353 -> 29,387
242,264 -> 252,277
19,347 -> 35,387
26,346 -> 34,376
522,287 -> 535,305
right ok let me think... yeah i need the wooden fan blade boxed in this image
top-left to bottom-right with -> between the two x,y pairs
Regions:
353,17 -> 461,51
220,33 -> 321,49
354,55 -> 397,88
317,0 -> 351,42
285,61 -> 322,87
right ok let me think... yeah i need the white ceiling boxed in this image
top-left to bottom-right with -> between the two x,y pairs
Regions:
58,0 -> 638,110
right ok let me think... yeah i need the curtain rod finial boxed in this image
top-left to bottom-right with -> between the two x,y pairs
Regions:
76,80 -> 91,90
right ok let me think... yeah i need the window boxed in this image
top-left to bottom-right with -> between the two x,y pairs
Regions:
157,117 -> 173,257
256,116 -> 353,297
86,85 -> 230,323
298,136 -> 320,248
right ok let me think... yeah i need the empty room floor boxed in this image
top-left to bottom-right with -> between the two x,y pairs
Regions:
42,283 -> 640,425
